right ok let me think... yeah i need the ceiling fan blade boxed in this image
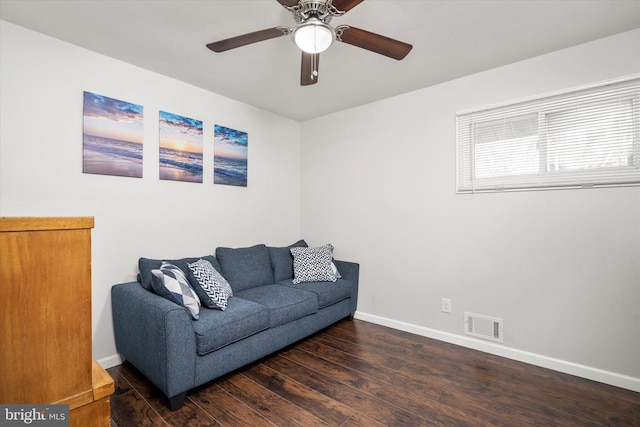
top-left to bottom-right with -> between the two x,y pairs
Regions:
337,26 -> 412,60
331,0 -> 365,13
276,0 -> 299,7
301,52 -> 320,86
206,27 -> 289,52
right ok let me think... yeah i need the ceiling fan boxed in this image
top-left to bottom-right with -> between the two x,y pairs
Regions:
206,0 -> 413,86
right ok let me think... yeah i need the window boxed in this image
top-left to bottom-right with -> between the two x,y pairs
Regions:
456,76 -> 640,193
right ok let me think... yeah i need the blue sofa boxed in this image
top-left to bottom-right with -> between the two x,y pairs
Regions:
111,242 -> 359,410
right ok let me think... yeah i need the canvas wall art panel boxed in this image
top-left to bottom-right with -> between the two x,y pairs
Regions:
159,111 -> 203,183
214,124 -> 248,187
82,91 -> 144,178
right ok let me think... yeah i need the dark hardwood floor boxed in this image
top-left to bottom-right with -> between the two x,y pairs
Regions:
107,319 -> 640,426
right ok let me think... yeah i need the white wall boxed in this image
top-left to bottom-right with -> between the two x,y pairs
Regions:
2,18 -> 639,391
301,29 -> 640,390
0,21 -> 302,366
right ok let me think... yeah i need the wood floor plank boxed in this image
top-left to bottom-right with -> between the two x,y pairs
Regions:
372,383 -> 444,423
330,321 -> 479,376
426,357 -> 640,427
296,338 -> 403,380
216,373 -> 330,427
333,319 -> 429,345
283,345 -> 445,417
298,337 -> 456,394
263,354 -> 431,426
340,412 -> 398,427
242,362 -> 355,426
108,319 -> 640,427
436,388 -> 550,427
110,390 -> 169,427
161,402 -> 221,427
189,383 -> 275,427
433,399 -> 540,427
280,346 -> 387,396
401,360 -> 578,426
321,320 -> 425,360
310,333 -> 408,370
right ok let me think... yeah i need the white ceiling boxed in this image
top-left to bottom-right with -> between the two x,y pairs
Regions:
1,0 -> 639,121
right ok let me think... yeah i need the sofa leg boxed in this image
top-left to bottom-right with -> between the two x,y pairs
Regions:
348,313 -> 354,321
168,392 -> 187,411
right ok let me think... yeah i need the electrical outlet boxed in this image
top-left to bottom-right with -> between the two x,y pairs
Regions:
442,298 -> 452,313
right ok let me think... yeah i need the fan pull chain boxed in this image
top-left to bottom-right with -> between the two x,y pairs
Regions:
312,54 -> 318,80
311,31 -> 317,80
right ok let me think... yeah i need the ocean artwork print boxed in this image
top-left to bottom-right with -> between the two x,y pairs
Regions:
159,111 -> 203,183
214,124 -> 248,187
83,91 -> 144,178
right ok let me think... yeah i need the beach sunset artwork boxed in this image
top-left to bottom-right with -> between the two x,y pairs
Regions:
214,124 -> 248,187
159,111 -> 203,183
83,91 -> 144,178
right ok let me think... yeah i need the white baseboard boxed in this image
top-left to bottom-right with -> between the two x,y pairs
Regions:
96,353 -> 123,370
353,311 -> 640,393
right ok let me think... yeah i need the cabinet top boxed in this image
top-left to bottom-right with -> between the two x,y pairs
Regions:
0,217 -> 94,232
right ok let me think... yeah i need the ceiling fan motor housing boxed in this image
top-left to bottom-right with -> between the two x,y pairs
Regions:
291,0 -> 343,24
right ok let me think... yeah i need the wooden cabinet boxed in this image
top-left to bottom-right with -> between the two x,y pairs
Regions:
0,217 -> 113,426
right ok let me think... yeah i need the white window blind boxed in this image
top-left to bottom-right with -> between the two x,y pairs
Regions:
456,75 -> 640,193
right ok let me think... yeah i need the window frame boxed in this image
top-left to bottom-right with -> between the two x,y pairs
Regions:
456,75 -> 640,193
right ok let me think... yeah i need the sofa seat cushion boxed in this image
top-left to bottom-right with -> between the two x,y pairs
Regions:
279,278 -> 351,309
192,297 -> 269,356
235,284 -> 318,328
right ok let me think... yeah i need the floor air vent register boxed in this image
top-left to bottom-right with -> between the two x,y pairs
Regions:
464,312 -> 504,343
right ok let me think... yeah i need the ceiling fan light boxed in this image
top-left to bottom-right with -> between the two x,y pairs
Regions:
293,19 -> 334,54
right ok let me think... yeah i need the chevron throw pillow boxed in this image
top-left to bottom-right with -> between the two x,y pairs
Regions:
290,244 -> 338,284
187,259 -> 232,310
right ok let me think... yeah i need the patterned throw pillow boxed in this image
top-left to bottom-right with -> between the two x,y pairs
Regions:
151,262 -> 201,320
187,259 -> 232,311
290,244 -> 338,284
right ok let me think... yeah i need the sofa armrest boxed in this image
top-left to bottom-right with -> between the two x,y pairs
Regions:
111,282 -> 197,398
335,260 -> 359,317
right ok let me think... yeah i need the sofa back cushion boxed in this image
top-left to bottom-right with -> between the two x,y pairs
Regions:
268,240 -> 308,282
215,244 -> 274,292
